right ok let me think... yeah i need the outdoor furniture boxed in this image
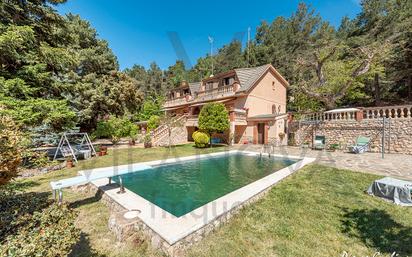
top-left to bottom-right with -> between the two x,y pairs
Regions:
313,135 -> 325,150
53,132 -> 96,162
367,177 -> 412,206
348,136 -> 370,154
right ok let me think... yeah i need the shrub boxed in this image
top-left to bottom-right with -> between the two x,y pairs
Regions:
198,103 -> 230,135
147,115 -> 160,130
193,131 -> 210,148
0,116 -> 27,186
93,117 -> 134,144
143,134 -> 152,148
93,120 -> 112,138
22,151 -> 50,168
0,190 -> 80,257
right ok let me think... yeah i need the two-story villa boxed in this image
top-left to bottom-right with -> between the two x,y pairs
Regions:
162,64 -> 289,145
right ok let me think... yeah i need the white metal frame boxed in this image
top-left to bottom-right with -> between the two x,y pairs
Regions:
53,132 -> 96,163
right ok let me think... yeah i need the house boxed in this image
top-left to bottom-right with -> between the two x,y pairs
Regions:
162,64 -> 289,145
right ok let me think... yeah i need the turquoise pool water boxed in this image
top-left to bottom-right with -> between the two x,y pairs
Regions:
114,153 -> 298,217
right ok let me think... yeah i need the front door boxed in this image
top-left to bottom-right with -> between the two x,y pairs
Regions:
257,123 -> 265,144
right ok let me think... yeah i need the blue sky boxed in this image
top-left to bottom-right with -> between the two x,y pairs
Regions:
56,0 -> 361,71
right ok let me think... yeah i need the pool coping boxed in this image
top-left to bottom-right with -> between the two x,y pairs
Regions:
82,150 -> 316,247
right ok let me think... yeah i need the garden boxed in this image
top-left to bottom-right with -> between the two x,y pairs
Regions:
3,144 -> 412,256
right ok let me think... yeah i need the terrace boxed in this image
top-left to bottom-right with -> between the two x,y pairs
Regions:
163,77 -> 240,109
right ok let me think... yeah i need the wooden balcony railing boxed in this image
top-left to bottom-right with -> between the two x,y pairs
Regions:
164,96 -> 191,108
196,84 -> 234,97
164,85 -> 236,108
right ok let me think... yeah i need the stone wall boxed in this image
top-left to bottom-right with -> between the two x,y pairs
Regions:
289,119 -> 412,154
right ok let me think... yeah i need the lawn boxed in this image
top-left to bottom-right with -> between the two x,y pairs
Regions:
12,145 -> 412,257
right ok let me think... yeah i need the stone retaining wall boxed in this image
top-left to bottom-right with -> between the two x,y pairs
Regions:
289,119 -> 412,154
87,175 -> 282,256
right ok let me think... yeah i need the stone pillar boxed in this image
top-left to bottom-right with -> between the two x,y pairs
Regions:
356,110 -> 364,122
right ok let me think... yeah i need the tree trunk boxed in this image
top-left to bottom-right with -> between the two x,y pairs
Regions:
374,73 -> 381,106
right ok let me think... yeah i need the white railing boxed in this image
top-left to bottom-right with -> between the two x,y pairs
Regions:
298,105 -> 412,122
363,105 -> 412,120
300,111 -> 358,122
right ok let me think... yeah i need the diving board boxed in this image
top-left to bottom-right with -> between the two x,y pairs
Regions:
50,164 -> 152,203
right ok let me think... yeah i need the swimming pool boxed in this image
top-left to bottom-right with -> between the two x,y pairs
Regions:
113,153 -> 297,217
86,150 -> 316,252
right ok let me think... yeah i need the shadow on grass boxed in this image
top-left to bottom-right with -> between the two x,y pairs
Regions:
69,190 -> 103,209
69,232 -> 107,257
341,208 -> 412,255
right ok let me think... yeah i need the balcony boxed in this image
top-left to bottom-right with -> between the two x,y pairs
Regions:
195,84 -> 235,102
164,84 -> 237,108
163,95 -> 192,108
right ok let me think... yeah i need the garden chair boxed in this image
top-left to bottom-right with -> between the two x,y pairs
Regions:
348,136 -> 370,154
313,135 -> 326,150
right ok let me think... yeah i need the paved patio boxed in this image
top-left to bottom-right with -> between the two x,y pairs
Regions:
234,145 -> 412,180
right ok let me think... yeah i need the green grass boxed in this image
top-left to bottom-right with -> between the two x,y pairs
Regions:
13,145 -> 412,256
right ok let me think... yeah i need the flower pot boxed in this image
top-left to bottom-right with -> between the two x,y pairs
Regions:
66,160 -> 74,168
144,142 -> 152,148
98,151 -> 104,156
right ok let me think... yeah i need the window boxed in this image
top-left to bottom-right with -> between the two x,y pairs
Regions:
272,81 -> 275,90
272,104 -> 277,114
223,77 -> 234,86
206,82 -> 213,91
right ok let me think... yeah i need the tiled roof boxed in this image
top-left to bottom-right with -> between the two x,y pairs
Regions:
189,82 -> 201,94
234,64 -> 272,92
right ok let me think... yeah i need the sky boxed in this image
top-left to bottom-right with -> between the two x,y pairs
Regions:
56,0 -> 361,71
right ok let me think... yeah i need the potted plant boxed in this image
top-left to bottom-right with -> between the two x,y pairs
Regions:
278,132 -> 285,144
329,143 -> 340,152
128,124 -> 139,146
100,145 -> 108,156
143,134 -> 152,148
65,156 -> 74,168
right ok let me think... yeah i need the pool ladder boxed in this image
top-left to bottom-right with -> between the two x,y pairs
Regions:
260,144 -> 273,158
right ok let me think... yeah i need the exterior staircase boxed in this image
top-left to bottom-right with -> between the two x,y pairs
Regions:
152,114 -> 188,147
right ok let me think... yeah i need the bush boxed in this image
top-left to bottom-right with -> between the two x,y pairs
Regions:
198,103 -> 229,134
93,120 -> 112,138
0,189 -> 80,257
0,116 -> 27,186
147,115 -> 160,130
93,116 -> 134,144
193,131 -> 210,148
